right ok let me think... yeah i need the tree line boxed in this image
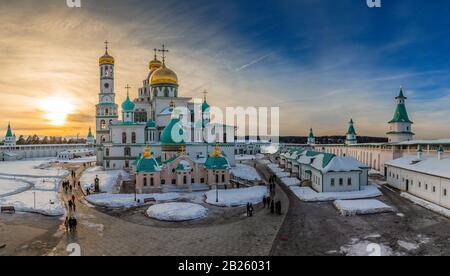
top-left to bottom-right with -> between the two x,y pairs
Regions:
5,135 -> 87,145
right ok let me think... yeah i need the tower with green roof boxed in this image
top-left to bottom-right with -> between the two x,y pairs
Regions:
4,123 -> 16,147
387,87 -> 414,143
345,119 -> 357,145
307,128 -> 315,145
86,127 -> 95,145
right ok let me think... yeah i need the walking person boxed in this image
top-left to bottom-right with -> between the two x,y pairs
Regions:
266,197 -> 271,209
72,194 -> 75,203
68,200 -> 73,211
64,216 -> 69,232
263,196 -> 267,208
246,202 -> 250,217
249,204 -> 254,217
270,200 -> 275,214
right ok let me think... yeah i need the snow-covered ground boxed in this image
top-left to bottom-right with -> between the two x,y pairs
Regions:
231,164 -> 261,181
146,203 -> 208,221
80,167 -> 129,193
58,156 -> 96,164
290,185 -> 382,202
0,178 -> 30,197
280,177 -> 300,187
85,193 -> 180,209
333,199 -> 394,216
340,238 -> 394,256
401,192 -> 450,218
205,186 -> 268,207
275,171 -> 290,178
0,159 -> 68,216
0,190 -> 64,216
0,159 -> 68,178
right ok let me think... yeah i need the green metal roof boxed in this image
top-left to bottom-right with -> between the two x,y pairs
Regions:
160,118 -> 185,145
390,88 -> 413,123
146,119 -> 156,129
136,156 -> 160,173
5,123 -> 12,137
121,95 -> 135,111
347,119 -> 357,135
308,128 -> 314,138
201,99 -> 210,113
87,127 -> 94,138
205,155 -> 229,170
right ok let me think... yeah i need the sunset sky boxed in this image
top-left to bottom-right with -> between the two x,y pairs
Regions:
1,0 -> 450,139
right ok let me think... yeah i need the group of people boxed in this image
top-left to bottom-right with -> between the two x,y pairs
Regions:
62,180 -> 73,195
64,215 -> 78,233
262,196 -> 282,215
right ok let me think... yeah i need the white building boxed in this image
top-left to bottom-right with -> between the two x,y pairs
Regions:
277,149 -> 369,193
387,87 -> 414,143
385,147 -> 450,209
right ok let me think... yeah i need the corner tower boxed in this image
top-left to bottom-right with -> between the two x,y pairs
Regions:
387,87 -> 414,143
345,119 -> 357,145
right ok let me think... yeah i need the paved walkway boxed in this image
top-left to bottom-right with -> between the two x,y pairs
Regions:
263,164 -> 450,256
51,163 -> 285,256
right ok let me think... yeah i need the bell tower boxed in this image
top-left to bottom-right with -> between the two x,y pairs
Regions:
96,41 -> 118,145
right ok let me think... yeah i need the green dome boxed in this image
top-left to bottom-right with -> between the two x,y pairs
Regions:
136,156 -> 160,173
205,156 -> 229,170
201,100 -> 210,113
146,119 -> 156,129
121,95 -> 135,111
161,118 -> 185,145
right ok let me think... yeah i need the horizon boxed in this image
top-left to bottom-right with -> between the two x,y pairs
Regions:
1,0 -> 450,139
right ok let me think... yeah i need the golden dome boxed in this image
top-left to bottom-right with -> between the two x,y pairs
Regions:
150,65 -> 178,85
149,58 -> 162,71
99,41 -> 114,65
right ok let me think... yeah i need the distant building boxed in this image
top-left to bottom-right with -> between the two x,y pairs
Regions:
387,87 -> 414,143
87,127 -> 95,145
345,119 -> 357,145
3,123 -> 16,147
307,128 -> 316,145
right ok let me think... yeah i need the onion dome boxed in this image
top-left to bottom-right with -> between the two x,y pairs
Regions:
146,119 -> 157,129
151,65 -> 178,85
204,144 -> 230,170
121,94 -> 135,111
136,147 -> 161,173
99,41 -> 114,65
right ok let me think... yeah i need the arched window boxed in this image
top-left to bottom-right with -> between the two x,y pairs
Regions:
143,177 -> 147,187
132,132 -> 136,144
216,174 -> 219,183
100,120 -> 106,129
222,174 -> 225,183
124,147 -> 131,156
105,108 -> 109,115
122,132 -> 127,144
105,148 -> 109,156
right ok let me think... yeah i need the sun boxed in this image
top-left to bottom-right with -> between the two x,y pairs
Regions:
38,97 -> 74,126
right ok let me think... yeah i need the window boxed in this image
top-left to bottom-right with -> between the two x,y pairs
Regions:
132,132 -> 136,144
105,108 -> 109,115
347,178 -> 352,186
419,182 -> 421,188
122,132 -> 127,144
124,147 -> 131,156
172,179 -> 176,185
143,178 -> 147,187
183,176 -> 187,184
201,178 -> 205,184
425,184 -> 428,190
150,178 -> 154,186
222,174 -> 225,183
331,179 -> 335,186
105,148 -> 109,157
216,174 -> 219,183
339,178 -> 343,186
444,189 -> 447,196
161,179 -> 166,185
125,160 -> 129,168
433,186 -> 436,193
100,120 -> 106,129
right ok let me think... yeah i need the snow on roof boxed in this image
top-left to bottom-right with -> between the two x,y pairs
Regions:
397,139 -> 450,145
297,151 -> 367,174
385,155 -> 450,179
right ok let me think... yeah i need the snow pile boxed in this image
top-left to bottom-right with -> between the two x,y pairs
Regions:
85,193 -> 180,209
275,171 -> 290,178
59,156 -> 97,164
401,192 -> 450,218
280,177 -> 300,187
290,185 -> 382,202
80,167 -> 129,193
231,164 -> 261,181
146,203 -> 208,221
0,190 -> 64,216
205,186 -> 268,207
0,159 -> 68,178
333,199 -> 394,216
340,239 -> 393,256
0,178 -> 30,197
397,240 -> 420,251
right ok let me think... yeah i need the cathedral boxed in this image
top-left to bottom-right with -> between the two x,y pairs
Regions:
95,43 -> 235,190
